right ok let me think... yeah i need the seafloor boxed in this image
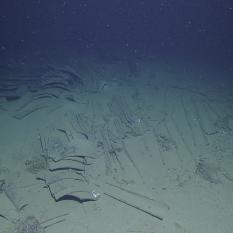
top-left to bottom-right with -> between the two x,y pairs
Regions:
0,55 -> 232,233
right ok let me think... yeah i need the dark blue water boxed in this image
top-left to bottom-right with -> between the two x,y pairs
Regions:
0,0 -> 232,74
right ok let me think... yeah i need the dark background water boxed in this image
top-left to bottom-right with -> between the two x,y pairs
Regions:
0,0 -> 233,75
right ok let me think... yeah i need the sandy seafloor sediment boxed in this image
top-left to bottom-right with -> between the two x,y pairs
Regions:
0,59 -> 233,233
